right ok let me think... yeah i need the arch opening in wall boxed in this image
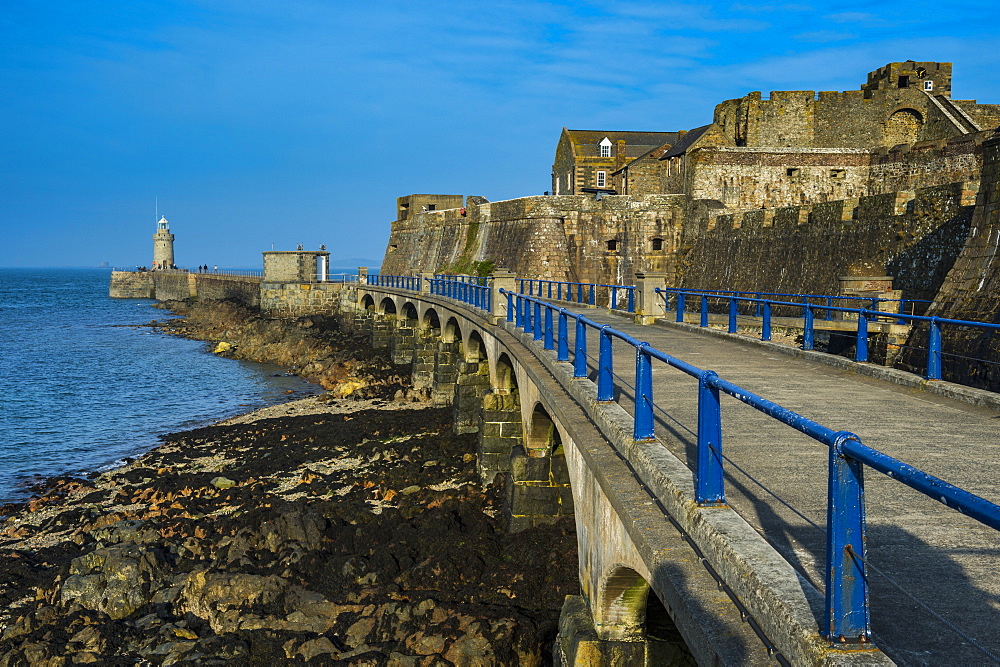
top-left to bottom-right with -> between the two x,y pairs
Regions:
402,302 -> 419,324
361,294 -> 376,312
884,108 -> 924,146
379,297 -> 397,316
527,403 -> 560,457
606,239 -> 618,252
597,566 -> 650,640
650,237 -> 664,252
494,353 -> 518,394
423,308 -> 441,331
443,316 -> 462,345
466,330 -> 487,363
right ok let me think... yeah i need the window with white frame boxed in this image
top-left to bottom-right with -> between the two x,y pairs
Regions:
599,137 -> 613,158
596,171 -> 607,188
923,80 -> 934,91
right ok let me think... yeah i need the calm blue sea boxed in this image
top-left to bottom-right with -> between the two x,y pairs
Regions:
0,268 -> 321,502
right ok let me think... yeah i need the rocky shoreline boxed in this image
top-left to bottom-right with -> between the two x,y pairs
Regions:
0,300 -> 578,665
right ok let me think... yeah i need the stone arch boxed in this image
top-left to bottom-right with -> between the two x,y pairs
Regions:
360,294 -> 376,312
465,330 -> 487,363
493,353 -> 518,394
378,297 -> 397,316
422,308 -> 441,332
527,402 -> 559,456
884,108 -> 923,146
401,301 -> 419,323
596,566 -> 651,640
442,316 -> 462,345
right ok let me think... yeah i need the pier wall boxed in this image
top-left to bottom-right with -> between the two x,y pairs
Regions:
110,272 -> 261,307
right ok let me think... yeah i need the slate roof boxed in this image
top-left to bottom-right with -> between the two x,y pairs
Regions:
659,125 -> 713,159
566,130 -> 680,158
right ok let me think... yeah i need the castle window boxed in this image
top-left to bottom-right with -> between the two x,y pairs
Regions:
651,238 -> 664,251
830,169 -> 846,179
606,239 -> 618,252
599,137 -> 613,158
427,204 -> 436,211
923,80 -> 934,91
596,171 -> 607,188
897,75 -> 910,89
786,168 -> 801,178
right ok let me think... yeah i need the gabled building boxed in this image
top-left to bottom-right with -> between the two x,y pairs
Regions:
551,129 -> 679,195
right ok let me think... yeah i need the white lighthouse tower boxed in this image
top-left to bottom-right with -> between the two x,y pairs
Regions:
152,215 -> 175,269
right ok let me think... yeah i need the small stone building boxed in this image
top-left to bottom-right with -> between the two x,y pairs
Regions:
551,129 -> 679,195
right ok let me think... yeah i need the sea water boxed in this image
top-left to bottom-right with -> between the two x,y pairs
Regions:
0,268 -> 321,502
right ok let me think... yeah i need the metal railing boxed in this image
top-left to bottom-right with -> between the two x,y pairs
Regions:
517,278 -> 635,313
498,287 -> 1000,648
368,274 -> 420,290
429,276 -> 492,311
657,288 -> 1000,381
662,287 -> 931,320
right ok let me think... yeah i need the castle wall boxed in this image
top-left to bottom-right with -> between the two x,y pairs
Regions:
680,182 -> 977,301
868,133 -> 985,193
901,132 -> 1000,389
685,147 -> 870,209
381,194 -> 686,286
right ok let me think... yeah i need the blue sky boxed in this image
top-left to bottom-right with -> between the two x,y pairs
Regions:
1,0 -> 998,268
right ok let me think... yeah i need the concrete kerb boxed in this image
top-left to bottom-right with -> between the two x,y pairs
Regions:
500,319 -> 895,666
610,311 -> 1000,413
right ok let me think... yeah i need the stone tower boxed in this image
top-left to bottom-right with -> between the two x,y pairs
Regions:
152,216 -> 175,269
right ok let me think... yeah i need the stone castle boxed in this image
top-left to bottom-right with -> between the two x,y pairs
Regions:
380,61 -> 1000,380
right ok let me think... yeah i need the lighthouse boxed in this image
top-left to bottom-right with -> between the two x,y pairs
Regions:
152,215 -> 175,269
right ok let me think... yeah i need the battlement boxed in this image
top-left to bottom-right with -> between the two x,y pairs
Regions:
861,61 -> 952,97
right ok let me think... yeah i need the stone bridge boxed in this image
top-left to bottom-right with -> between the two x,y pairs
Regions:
347,279 -> 999,666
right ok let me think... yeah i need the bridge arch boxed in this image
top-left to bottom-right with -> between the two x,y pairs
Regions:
378,296 -> 397,316
401,301 -> 418,323
360,294 -> 376,312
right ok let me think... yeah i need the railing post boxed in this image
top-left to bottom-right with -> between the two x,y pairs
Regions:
611,287 -> 618,311
506,292 -> 514,322
573,319 -> 588,378
826,297 -> 834,321
635,272 -> 668,324
803,304 -> 815,350
676,292 -> 686,323
597,327 -> 614,402
696,370 -> 725,506
533,301 -> 543,340
634,344 -> 654,441
588,284 -> 595,306
825,433 -> 872,646
927,317 -> 942,380
762,302 -> 772,341
627,288 -> 635,314
522,298 -> 532,334
855,311 -> 869,362
544,306 -> 554,350
700,295 -> 709,328
728,298 -> 738,333
557,310 -> 569,361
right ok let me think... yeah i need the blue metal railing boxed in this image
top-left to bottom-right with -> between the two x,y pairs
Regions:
429,276 -> 492,312
517,278 -> 635,313
368,274 -> 421,290
500,287 -> 1000,648
661,287 -> 931,321
657,288 -> 1000,381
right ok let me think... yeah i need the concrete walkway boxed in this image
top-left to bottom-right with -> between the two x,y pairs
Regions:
553,306 -> 1000,665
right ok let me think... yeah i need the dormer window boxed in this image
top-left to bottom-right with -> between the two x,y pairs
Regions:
599,137 -> 613,158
